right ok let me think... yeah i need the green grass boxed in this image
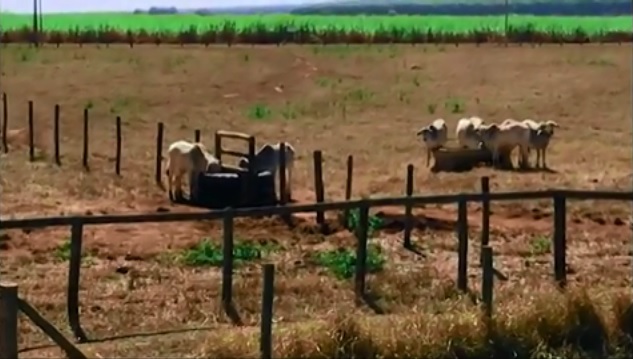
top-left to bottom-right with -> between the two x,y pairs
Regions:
314,245 -> 386,279
1,13 -> 631,34
181,238 -> 275,267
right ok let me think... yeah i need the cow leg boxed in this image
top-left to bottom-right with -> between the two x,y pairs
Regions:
426,149 -> 430,167
174,174 -> 184,201
167,172 -> 174,202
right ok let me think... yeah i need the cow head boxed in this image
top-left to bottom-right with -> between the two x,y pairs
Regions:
416,126 -> 438,143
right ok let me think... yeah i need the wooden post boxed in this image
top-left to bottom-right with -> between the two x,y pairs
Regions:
354,203 -> 369,305
403,164 -> 414,248
214,131 -> 222,163
553,193 -> 567,288
54,104 -> 61,166
82,108 -> 89,171
222,214 -> 234,311
28,100 -> 34,161
246,136 -> 257,205
67,220 -> 88,342
0,282 -> 18,359
313,150 -> 325,228
481,245 -> 494,318
155,122 -> 164,185
194,129 -> 201,143
260,264 -> 274,359
342,155 -> 353,228
115,116 -> 122,176
2,93 -> 8,153
457,197 -> 469,292
480,177 -> 490,266
32,0 -> 39,47
278,142 -> 287,205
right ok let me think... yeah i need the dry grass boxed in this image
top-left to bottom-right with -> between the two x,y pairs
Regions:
0,43 -> 631,357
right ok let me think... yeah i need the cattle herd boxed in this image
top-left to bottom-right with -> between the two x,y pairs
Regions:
164,140 -> 295,203
163,117 -> 559,205
417,116 -> 559,170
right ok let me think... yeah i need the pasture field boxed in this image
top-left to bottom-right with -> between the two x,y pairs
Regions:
0,44 -> 631,357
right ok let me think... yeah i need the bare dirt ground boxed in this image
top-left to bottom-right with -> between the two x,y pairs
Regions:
0,44 -> 631,357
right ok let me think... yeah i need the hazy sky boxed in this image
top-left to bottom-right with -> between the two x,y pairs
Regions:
0,0 -> 325,13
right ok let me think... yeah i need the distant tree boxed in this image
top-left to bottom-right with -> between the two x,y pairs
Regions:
148,6 -> 178,14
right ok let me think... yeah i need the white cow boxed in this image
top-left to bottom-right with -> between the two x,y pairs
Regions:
165,140 -> 221,202
476,121 -> 532,169
416,118 -> 448,167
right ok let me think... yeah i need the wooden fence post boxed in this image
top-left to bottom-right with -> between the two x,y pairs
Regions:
82,108 -> 89,171
342,155 -> 353,228
28,100 -> 34,161
354,203 -> 369,305
260,264 -> 274,359
403,164 -> 414,248
222,214 -> 234,311
313,150 -> 325,229
481,245 -> 494,318
0,282 -> 18,359
2,93 -> 8,153
155,122 -> 164,185
115,116 -> 122,176
480,177 -> 490,266
553,192 -> 567,289
457,196 -> 469,292
54,104 -> 61,166
278,142 -> 287,206
67,220 -> 88,343
194,129 -> 201,143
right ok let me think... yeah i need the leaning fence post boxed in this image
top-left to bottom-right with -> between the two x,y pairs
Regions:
457,196 -> 469,292
553,192 -> 567,289
354,203 -> 369,306
481,245 -> 494,318
260,264 -> 275,359
0,282 -> 18,359
403,164 -> 414,248
67,220 -> 89,343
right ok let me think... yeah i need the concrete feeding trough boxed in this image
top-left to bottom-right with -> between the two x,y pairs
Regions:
431,146 -> 513,172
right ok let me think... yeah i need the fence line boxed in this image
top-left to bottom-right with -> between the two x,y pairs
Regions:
1,178 -> 631,353
0,188 -> 630,229
0,98 -> 304,208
